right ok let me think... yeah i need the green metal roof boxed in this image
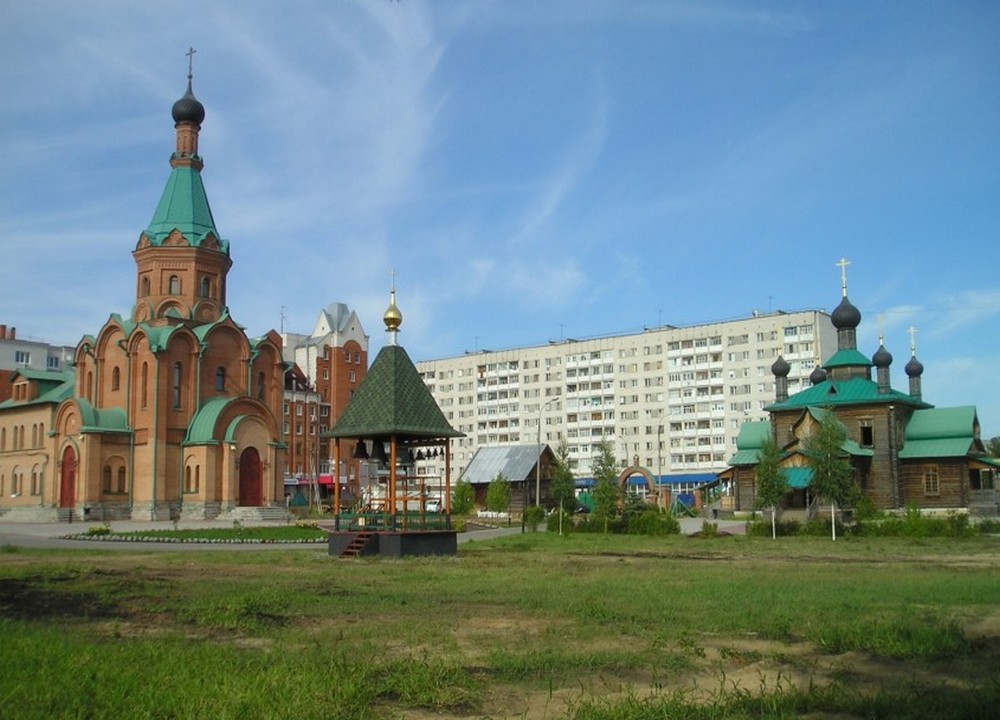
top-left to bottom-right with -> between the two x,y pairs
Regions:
823,348 -> 873,369
145,165 -> 228,252
767,377 -> 930,412
0,370 -> 74,409
898,406 -> 979,459
785,467 -> 813,489
72,399 -> 129,434
727,421 -> 770,466
185,397 -> 233,444
326,344 -> 463,441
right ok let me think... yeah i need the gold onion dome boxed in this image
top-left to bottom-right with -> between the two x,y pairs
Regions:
384,289 -> 402,332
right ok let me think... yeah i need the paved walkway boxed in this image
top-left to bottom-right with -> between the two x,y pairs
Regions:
0,516 -> 744,551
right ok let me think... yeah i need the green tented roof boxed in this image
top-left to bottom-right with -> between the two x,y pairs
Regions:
727,421 -> 770,466
823,348 -> 873,369
767,377 -> 930,412
325,344 -> 463,441
898,406 -> 979,459
145,165 -> 228,252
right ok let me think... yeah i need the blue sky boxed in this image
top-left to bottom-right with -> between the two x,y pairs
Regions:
2,1 -> 999,436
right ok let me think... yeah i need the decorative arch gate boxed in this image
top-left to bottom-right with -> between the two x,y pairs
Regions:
616,462 -> 667,508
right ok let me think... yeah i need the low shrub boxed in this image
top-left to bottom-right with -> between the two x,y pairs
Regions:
852,506 -> 977,538
86,525 -> 111,537
523,506 -> 545,532
745,518 -> 800,537
628,509 -> 680,536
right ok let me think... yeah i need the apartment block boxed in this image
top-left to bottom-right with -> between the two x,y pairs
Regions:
414,310 -> 836,480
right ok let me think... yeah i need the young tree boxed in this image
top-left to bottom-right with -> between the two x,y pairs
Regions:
451,479 -> 474,515
590,440 -> 621,533
754,435 -> 787,540
803,409 -> 859,541
485,473 -> 512,513
986,436 -> 1000,458
550,439 -> 576,513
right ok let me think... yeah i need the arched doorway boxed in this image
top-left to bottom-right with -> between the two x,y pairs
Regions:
60,446 -> 76,509
238,447 -> 262,507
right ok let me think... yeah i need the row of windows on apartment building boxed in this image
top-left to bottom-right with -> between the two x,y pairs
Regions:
0,424 -> 45,451
282,423 -> 328,436
10,351 -> 62,369
283,404 -> 331,418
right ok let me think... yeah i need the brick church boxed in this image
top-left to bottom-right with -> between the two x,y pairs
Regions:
0,73 -> 286,521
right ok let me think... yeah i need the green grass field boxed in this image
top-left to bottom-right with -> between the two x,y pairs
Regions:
2,532 -> 999,719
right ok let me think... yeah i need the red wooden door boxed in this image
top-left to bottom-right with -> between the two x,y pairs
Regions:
59,446 -> 76,509
238,447 -> 262,506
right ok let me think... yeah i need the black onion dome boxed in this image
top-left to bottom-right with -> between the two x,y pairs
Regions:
771,355 -> 790,378
172,80 -> 205,125
809,366 -> 828,385
905,355 -> 924,378
831,295 -> 862,330
872,344 -> 893,369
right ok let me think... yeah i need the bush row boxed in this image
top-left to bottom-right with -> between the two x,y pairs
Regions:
746,507 -> 998,538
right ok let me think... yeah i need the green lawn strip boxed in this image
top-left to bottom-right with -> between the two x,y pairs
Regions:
87,525 -> 328,542
1,534 -> 998,718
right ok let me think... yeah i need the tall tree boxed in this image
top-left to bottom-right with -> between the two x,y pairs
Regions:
803,409 -> 858,541
591,439 -> 621,533
986,436 -> 1000,458
754,435 -> 787,540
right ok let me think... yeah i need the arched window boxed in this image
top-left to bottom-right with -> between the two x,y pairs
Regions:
31,471 -> 39,495
141,362 -> 149,408
86,371 -> 93,402
31,424 -> 37,448
103,466 -> 112,493
140,276 -> 150,297
200,276 -> 212,297
169,275 -> 181,294
185,466 -> 192,493
0,427 -> 5,450
257,371 -> 265,400
111,366 -> 120,391
117,467 -> 126,493
215,367 -> 226,392
173,362 -> 183,409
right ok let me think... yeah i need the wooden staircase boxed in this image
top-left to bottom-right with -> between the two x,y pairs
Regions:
339,531 -> 374,558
